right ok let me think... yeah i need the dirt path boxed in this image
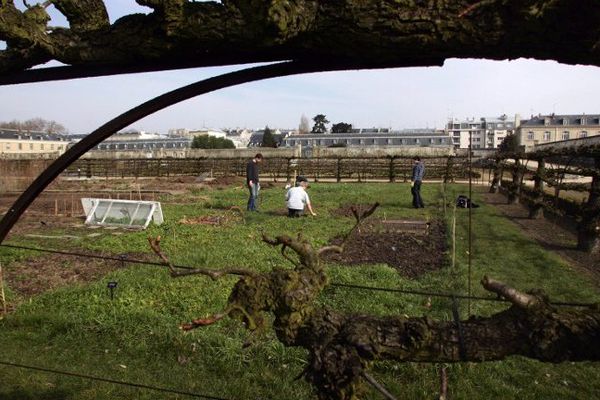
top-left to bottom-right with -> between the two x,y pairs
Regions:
481,190 -> 600,287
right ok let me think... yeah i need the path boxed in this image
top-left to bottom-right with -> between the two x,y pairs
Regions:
481,190 -> 600,287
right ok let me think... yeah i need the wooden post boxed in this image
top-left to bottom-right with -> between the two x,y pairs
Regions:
54,199 -> 58,215
388,157 -> 395,182
529,158 -> 545,219
0,263 -> 6,316
336,158 -> 342,183
452,201 -> 457,269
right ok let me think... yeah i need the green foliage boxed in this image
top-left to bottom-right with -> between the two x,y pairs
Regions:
497,133 -> 520,154
311,114 -> 329,133
0,183 -> 599,399
261,126 -> 277,148
331,122 -> 352,133
191,135 -> 235,149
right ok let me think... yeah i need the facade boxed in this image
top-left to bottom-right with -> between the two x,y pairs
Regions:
517,114 -> 600,149
93,137 -> 191,151
168,127 -> 227,139
446,115 -> 517,149
0,128 -> 70,155
105,130 -> 161,141
282,129 -> 451,148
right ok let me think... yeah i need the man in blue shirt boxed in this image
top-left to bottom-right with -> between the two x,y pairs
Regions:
411,156 -> 425,208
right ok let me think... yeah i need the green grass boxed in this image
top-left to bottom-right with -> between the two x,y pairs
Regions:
0,182 -> 599,399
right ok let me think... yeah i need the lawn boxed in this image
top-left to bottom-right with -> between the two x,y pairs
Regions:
0,181 -> 599,399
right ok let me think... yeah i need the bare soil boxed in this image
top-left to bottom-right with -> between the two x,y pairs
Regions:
2,252 -> 151,297
324,218 -> 447,278
481,191 -> 600,287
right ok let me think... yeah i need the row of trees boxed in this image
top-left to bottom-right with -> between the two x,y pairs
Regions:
0,118 -> 68,134
191,135 -> 235,149
299,114 -> 353,134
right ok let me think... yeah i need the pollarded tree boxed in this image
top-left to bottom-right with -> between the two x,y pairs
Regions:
311,114 -> 329,133
149,204 -> 600,400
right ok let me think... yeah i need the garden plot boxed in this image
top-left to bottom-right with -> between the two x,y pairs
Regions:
324,217 -> 446,278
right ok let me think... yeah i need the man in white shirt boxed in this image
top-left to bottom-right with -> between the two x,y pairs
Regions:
285,178 -> 316,217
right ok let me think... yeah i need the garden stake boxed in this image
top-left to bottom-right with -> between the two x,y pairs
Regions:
0,263 -> 6,316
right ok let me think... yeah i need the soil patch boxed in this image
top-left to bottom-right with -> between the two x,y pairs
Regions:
3,251 -> 150,297
324,219 -> 447,278
330,204 -> 380,218
481,191 -> 600,287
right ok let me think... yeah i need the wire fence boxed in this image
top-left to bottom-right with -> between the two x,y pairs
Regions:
0,360 -> 233,400
1,243 -> 595,308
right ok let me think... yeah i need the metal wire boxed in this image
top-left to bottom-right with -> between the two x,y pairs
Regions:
0,360 -> 233,400
1,244 -> 596,308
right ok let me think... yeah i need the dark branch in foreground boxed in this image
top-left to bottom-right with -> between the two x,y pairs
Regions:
2,1 -> 600,81
150,204 -> 600,400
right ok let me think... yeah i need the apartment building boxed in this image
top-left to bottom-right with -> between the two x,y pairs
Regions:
0,129 -> 70,155
446,115 -> 517,149
517,114 -> 600,149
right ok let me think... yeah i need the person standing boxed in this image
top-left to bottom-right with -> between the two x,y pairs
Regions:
246,153 -> 263,211
285,177 -> 316,217
411,156 -> 425,208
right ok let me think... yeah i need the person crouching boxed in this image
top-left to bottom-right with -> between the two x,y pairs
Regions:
286,178 -> 316,217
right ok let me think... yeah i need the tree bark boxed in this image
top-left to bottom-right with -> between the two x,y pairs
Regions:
529,158 -> 545,219
577,156 -> 600,253
2,1 -> 600,79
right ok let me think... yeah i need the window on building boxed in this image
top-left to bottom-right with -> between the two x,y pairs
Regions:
40,143 -> 44,150
50,144 -> 54,150
18,143 -> 22,150
580,131 -> 588,138
543,131 -> 551,141
562,131 -> 570,140
563,118 -> 569,125
527,131 -> 534,140
6,143 -> 11,150
29,143 -> 33,150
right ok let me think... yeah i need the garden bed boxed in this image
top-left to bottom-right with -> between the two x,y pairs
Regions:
324,219 -> 446,277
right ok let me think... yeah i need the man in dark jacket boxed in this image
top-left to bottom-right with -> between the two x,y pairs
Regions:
246,153 -> 263,211
411,156 -> 425,208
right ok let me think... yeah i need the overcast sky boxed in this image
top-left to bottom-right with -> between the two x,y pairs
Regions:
3,1 -> 600,135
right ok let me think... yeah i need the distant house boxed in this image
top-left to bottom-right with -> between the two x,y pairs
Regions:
0,128 -> 70,155
517,114 -> 600,149
282,129 -> 451,148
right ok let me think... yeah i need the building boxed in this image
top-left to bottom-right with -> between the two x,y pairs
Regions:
446,115 -> 517,149
282,129 -> 451,148
104,130 -> 161,141
93,137 -> 191,151
168,127 -> 227,139
517,114 -> 600,149
0,128 -> 70,155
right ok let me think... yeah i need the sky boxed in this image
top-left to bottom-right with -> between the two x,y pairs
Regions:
2,1 -> 600,135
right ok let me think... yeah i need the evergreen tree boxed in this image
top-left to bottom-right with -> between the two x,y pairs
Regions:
262,126 -> 278,147
311,114 -> 329,133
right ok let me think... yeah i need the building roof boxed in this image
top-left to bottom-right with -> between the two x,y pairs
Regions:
0,128 -> 69,141
521,114 -> 600,126
285,129 -> 447,140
